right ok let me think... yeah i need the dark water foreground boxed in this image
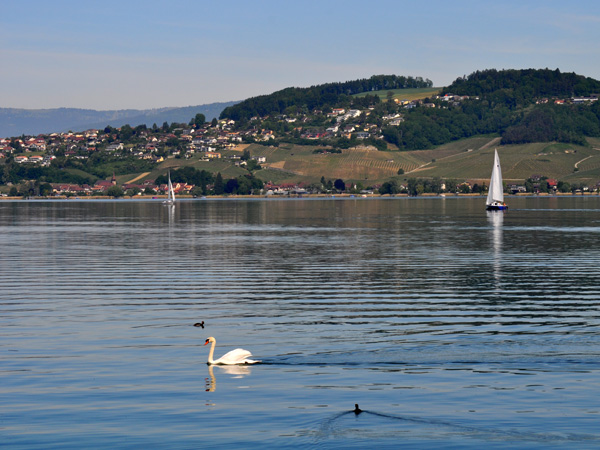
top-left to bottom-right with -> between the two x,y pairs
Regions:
1,196 -> 599,448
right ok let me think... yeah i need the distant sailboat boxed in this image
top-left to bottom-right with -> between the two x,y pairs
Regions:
486,149 -> 507,211
164,171 -> 175,205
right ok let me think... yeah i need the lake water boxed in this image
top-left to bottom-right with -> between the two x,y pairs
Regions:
1,196 -> 600,449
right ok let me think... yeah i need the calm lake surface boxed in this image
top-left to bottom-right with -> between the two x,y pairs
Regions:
1,196 -> 600,449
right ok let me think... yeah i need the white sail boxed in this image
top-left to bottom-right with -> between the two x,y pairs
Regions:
486,149 -> 504,206
169,177 -> 175,203
165,172 -> 175,204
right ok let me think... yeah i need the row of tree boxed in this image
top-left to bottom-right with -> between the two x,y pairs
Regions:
155,167 -> 264,196
1,163 -> 95,186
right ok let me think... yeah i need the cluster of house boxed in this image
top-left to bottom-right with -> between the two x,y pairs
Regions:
300,108 -> 394,141
13,154 -> 55,165
296,95 -> 475,142
48,174 -> 313,197
1,130 -> 100,154
505,175 -> 596,194
0,92 -> 482,166
536,96 -> 599,105
0,118 -> 272,165
49,174 -> 195,196
1,136 -> 54,164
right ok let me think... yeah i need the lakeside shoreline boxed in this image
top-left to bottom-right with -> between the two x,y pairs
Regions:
2,192 -> 599,201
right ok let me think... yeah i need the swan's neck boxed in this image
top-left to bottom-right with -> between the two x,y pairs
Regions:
207,339 -> 216,364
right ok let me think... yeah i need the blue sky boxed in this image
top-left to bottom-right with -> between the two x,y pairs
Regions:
2,0 -> 600,110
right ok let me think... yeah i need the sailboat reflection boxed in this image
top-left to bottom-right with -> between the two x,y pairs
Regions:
487,211 -> 503,286
205,364 -> 253,392
167,203 -> 175,226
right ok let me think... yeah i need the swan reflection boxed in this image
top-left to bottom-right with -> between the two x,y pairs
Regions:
205,364 -> 253,392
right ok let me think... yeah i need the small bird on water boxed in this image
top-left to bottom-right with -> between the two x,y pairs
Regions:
193,321 -> 204,328
353,404 -> 362,415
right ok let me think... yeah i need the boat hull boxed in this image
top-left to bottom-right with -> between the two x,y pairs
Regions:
486,204 -> 508,211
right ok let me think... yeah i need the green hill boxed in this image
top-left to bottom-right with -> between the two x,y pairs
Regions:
4,69 -> 600,194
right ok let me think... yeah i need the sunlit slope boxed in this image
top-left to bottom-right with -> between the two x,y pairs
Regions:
415,141 -> 600,183
353,87 -> 441,101
135,137 -> 600,186
242,138 -> 600,184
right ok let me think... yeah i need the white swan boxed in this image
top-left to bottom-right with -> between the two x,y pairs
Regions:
204,336 -> 260,365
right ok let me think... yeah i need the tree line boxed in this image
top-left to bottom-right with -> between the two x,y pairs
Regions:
155,167 -> 264,196
444,68 -> 600,103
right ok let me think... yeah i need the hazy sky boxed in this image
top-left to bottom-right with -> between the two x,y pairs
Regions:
2,0 -> 599,110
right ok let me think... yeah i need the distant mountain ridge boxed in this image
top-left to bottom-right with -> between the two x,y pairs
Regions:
0,101 -> 238,137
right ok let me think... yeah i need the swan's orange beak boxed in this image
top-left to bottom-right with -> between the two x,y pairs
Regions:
204,339 -> 210,346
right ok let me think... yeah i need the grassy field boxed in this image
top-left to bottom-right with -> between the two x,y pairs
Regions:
236,138 -> 491,184
353,87 -> 441,101
413,141 -> 600,185
134,137 -> 600,188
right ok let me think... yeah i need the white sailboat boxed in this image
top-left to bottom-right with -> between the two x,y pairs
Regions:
164,171 -> 175,205
486,149 -> 507,211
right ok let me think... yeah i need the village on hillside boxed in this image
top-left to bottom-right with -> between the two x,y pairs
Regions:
1,91 -> 599,197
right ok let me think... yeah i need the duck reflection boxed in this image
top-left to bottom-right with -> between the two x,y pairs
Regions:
205,364 -> 253,392
487,211 -> 503,287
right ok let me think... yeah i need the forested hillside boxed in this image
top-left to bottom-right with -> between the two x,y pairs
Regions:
220,75 -> 433,122
444,68 -> 600,102
385,69 -> 600,149
218,69 -> 600,151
